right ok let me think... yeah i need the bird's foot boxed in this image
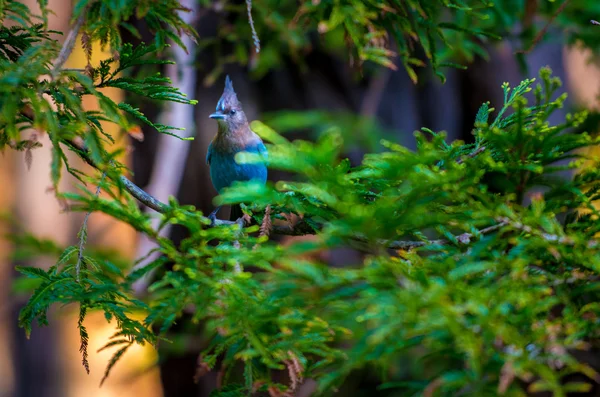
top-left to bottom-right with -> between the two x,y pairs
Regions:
235,217 -> 246,229
208,207 -> 221,226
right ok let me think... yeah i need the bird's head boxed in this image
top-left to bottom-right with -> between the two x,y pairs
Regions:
209,75 -> 247,133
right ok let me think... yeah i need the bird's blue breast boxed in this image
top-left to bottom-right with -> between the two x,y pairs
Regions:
208,142 -> 267,193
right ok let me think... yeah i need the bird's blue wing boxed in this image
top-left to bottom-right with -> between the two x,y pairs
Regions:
238,140 -> 268,183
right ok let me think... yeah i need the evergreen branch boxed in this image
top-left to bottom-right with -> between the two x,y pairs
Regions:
64,138 -> 505,249
78,305 -> 90,374
52,2 -> 91,77
20,106 -> 497,250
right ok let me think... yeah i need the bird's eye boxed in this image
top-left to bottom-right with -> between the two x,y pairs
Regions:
230,109 -> 236,115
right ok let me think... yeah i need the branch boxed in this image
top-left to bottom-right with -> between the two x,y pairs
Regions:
118,175 -> 170,212
62,139 -> 169,213
52,5 -> 90,77
355,221 -> 509,250
495,216 -> 599,247
455,145 -> 486,165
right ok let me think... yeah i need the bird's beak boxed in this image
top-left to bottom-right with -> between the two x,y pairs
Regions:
209,111 -> 225,119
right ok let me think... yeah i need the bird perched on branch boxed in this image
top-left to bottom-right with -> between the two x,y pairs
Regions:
207,75 -> 267,222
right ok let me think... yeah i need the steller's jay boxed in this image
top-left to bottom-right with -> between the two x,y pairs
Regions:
207,75 -> 267,221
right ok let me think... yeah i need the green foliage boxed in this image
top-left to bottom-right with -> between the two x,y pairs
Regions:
202,0 -> 600,82
4,1 -> 600,396
78,0 -> 197,51
0,0 -> 196,192
11,62 -> 600,395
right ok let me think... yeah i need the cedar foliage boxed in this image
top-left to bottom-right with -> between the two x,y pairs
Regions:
2,0 -> 600,396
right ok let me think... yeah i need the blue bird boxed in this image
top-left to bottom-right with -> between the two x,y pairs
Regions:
207,75 -> 267,221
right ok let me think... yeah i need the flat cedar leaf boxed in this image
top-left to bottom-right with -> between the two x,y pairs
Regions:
15,266 -> 52,280
126,256 -> 167,283
100,343 -> 132,385
159,312 -> 176,335
18,273 -> 73,338
48,133 -> 63,188
78,305 -> 90,374
97,339 -> 131,353
56,246 -> 79,268
475,102 -> 491,125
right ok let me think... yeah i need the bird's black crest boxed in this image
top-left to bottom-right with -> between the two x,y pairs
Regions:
225,75 -> 234,91
216,75 -> 240,111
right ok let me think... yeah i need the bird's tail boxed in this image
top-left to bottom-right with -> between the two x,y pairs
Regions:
230,204 -> 244,221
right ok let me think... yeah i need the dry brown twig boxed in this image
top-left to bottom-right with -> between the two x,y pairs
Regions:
259,205 -> 272,237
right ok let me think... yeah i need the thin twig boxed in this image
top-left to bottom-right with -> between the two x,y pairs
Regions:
246,0 -> 261,53
119,175 -> 169,213
356,221 -> 509,250
52,5 -> 91,77
455,146 -> 486,165
515,0 -> 571,55
496,217 -> 592,246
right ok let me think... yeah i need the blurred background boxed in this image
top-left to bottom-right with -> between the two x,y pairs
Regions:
1,1 -> 600,396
